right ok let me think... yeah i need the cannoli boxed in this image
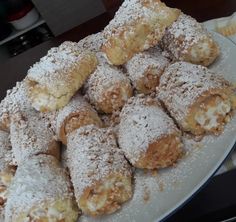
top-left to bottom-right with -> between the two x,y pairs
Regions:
0,81 -> 33,131
125,46 -> 169,94
77,32 -> 105,53
157,62 -> 236,136
26,41 -> 98,112
85,64 -> 133,113
77,33 -> 111,65
0,130 -> 15,209
5,154 -> 79,222
56,94 -> 103,144
102,0 -> 180,65
10,112 -> 60,164
67,125 -> 133,216
118,96 -> 183,169
161,13 -> 219,66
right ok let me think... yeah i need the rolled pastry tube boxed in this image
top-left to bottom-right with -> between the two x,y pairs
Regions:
77,33 -> 113,67
161,13 -> 219,66
0,81 -> 34,132
10,112 -> 60,165
5,154 -> 79,222
67,125 -> 133,216
157,62 -> 236,136
26,41 -> 98,112
85,64 -> 133,114
0,130 -> 15,209
77,32 -> 105,53
118,96 -> 183,169
56,94 -> 103,145
125,46 -> 169,94
102,0 -> 180,65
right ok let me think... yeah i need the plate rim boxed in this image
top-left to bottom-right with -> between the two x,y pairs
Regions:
156,32 -> 236,222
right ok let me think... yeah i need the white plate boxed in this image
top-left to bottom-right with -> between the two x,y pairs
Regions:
79,32 -> 236,222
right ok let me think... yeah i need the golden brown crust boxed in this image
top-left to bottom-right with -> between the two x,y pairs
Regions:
95,82 -> 133,114
27,42 -> 98,112
135,134 -> 183,169
79,173 -> 132,216
184,89 -> 235,136
59,110 -> 103,145
85,64 -> 133,114
102,0 -> 180,65
161,13 -> 219,66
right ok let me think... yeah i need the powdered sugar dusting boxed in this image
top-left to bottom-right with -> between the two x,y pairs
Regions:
79,118 -> 236,222
67,125 -> 132,200
5,155 -> 74,221
10,112 -> 59,164
157,61 -> 230,125
118,96 -> 180,164
77,32 -> 105,53
104,0 -> 171,37
27,41 -> 93,92
0,81 -> 33,130
125,46 -> 169,87
55,94 -> 98,137
0,130 -> 13,171
85,63 -> 132,111
161,13 -> 213,59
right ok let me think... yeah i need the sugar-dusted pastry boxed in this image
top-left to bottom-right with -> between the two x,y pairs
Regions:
0,130 -> 15,209
157,62 -> 236,136
77,32 -> 105,53
161,13 -> 219,66
0,81 -> 33,131
77,33 -> 111,65
26,41 -> 98,112
85,64 -> 133,114
118,96 -> 183,169
5,154 -> 79,222
67,125 -> 133,216
125,46 -> 169,94
10,112 -> 60,164
102,0 -> 180,65
56,94 -> 103,144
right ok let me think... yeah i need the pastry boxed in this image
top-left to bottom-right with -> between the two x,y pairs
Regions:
102,0 -> 180,65
67,125 -> 133,216
157,62 -> 236,136
10,112 -> 60,164
118,96 -> 183,169
161,13 -> 219,66
55,94 -> 103,144
26,41 -> 98,112
85,63 -> 133,113
0,130 -> 15,210
0,81 -> 33,131
5,154 -> 79,222
125,46 -> 169,94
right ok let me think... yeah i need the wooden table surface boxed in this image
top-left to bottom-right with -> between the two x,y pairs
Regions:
1,1 -> 236,221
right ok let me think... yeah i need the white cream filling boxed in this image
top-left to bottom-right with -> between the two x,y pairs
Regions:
29,206 -> 63,221
190,42 -> 211,59
87,178 -> 116,212
86,177 -> 131,213
32,92 -> 55,111
195,100 -> 231,130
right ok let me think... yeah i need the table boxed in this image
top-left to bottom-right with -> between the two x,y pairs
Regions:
1,2 -> 236,220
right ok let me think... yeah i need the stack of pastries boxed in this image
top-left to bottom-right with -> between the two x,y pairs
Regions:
0,0 -> 235,221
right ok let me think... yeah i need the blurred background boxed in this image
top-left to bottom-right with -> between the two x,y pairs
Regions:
0,0 -> 108,61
